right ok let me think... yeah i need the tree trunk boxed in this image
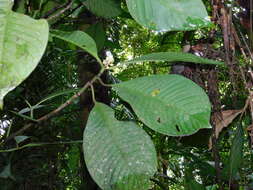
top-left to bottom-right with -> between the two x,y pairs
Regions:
77,52 -> 110,190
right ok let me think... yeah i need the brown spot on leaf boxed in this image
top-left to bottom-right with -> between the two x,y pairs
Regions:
175,125 -> 180,132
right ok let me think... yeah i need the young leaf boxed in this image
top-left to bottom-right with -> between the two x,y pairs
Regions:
83,103 -> 157,190
50,30 -> 101,62
113,74 -> 212,136
0,0 -> 49,108
123,52 -> 224,65
14,136 -> 30,144
126,0 -> 211,31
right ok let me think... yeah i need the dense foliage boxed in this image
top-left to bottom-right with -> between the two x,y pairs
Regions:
0,0 -> 253,190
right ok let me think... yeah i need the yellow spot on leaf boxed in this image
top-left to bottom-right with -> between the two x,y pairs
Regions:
151,89 -> 160,97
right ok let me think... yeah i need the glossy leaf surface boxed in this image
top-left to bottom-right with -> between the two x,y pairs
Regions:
113,75 -> 212,136
123,52 -> 223,65
126,0 -> 211,31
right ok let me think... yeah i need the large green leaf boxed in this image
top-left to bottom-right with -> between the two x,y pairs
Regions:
229,125 -> 244,179
222,125 -> 244,180
83,103 -> 157,190
123,52 -> 223,65
50,30 -> 101,62
82,0 -> 122,18
126,0 -> 211,31
0,0 -> 49,108
113,75 -> 211,136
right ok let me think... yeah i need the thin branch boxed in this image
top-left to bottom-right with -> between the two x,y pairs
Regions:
231,24 -> 250,91
5,68 -> 105,143
42,1 -> 71,19
0,140 -> 83,153
46,0 -> 75,21
51,4 -> 83,28
89,83 -> 97,104
238,28 -> 253,62
95,77 -> 113,87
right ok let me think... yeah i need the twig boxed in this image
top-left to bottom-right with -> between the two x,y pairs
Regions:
51,4 -> 83,28
46,0 -> 75,21
231,23 -> 251,96
95,77 -> 113,87
5,68 -> 105,143
0,140 -> 83,153
42,1 -> 71,19
238,29 -> 253,62
89,83 -> 96,104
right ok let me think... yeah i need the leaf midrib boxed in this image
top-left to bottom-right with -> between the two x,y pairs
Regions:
125,52 -> 223,65
115,85 -> 194,119
96,105 -> 148,182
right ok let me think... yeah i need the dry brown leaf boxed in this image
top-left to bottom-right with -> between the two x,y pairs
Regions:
214,109 -> 242,138
209,109 -> 242,150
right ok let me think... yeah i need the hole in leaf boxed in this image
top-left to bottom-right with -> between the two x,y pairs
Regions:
175,125 -> 180,132
157,117 -> 161,123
